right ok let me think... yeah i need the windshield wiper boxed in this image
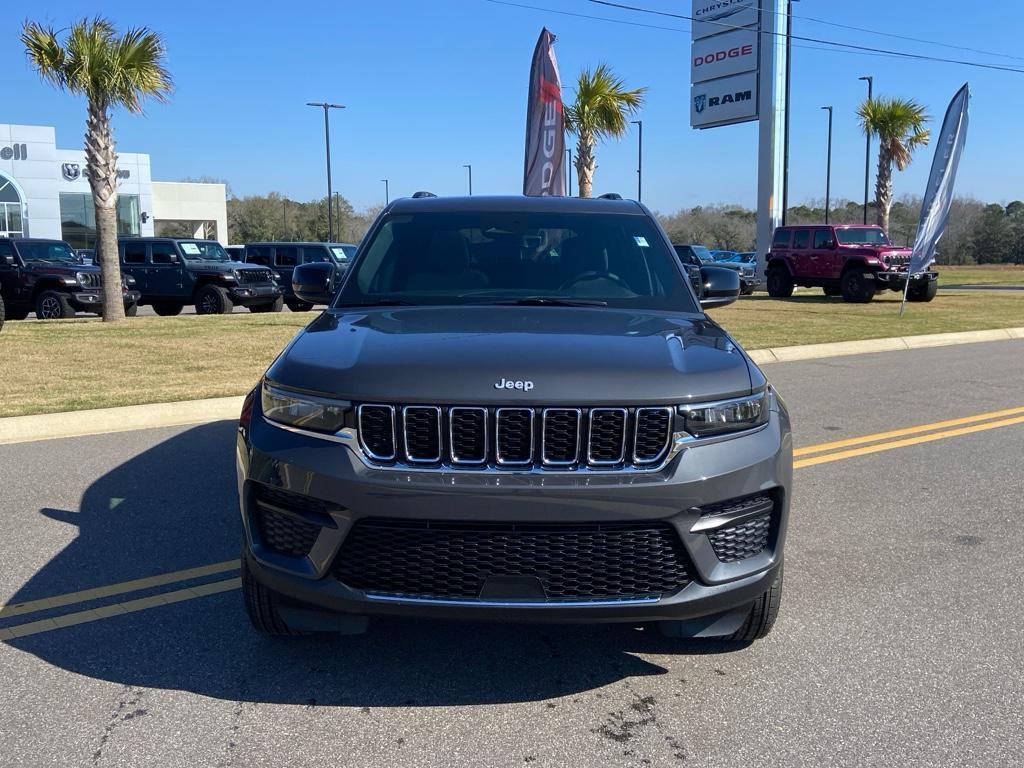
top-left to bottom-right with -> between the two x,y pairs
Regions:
486,297 -> 608,307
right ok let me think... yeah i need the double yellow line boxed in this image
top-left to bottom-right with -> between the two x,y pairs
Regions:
2,404 -> 1023,642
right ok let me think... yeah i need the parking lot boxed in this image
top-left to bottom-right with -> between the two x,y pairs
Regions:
1,339 -> 1021,767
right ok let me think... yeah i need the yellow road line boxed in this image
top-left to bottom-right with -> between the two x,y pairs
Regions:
795,414 -> 1024,469
0,578 -> 241,642
794,404 -> 1024,457
0,560 -> 239,619
2,407 -> 1023,640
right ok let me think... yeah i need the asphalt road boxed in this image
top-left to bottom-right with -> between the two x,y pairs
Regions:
1,339 -> 1022,767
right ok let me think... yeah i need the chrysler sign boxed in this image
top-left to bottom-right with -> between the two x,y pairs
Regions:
690,72 -> 758,129
691,26 -> 758,84
692,0 -> 758,40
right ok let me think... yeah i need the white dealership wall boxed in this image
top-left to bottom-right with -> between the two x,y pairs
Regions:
0,123 -> 226,243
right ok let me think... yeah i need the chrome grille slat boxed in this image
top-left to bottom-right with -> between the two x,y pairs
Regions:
632,407 -> 674,465
402,406 -> 442,463
541,408 -> 581,466
358,405 -> 397,461
495,408 -> 534,466
587,408 -> 627,466
449,407 -> 488,464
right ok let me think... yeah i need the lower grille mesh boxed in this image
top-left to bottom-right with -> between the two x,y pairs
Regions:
707,514 -> 771,562
334,519 -> 692,601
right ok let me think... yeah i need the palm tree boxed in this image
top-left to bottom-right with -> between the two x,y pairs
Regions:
858,97 -> 930,235
564,64 -> 646,198
22,17 -> 172,322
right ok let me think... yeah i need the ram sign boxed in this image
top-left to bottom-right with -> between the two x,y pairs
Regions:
691,26 -> 759,84
691,0 -> 759,40
690,71 -> 759,129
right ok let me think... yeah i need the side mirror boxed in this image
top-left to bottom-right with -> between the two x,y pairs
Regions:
825,240 -> 837,250
699,266 -> 741,309
3,255 -> 15,266
167,253 -> 180,264
292,262 -> 337,305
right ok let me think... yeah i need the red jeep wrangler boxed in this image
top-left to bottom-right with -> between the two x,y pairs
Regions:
765,225 -> 938,303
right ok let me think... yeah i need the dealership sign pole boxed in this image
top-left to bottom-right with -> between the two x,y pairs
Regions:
690,0 -> 788,278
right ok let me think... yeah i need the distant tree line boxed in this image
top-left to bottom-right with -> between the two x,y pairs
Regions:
226,193 -> 381,245
658,197 -> 1024,265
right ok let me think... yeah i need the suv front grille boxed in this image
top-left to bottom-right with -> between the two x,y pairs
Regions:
79,272 -> 102,289
356,404 -> 676,471
334,518 -> 692,602
238,268 -> 274,284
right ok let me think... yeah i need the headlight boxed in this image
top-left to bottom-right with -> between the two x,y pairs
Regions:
221,271 -> 238,282
261,382 -> 350,433
679,391 -> 769,438
122,274 -> 137,287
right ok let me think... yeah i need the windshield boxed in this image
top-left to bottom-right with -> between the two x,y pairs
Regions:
16,241 -> 78,264
334,211 -> 698,312
689,246 -> 715,263
179,241 -> 231,261
331,245 -> 356,262
835,228 -> 891,246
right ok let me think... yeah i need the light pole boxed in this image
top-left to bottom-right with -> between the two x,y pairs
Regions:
781,0 -> 798,225
307,101 -> 345,241
381,179 -> 389,205
859,75 -> 873,224
463,164 -> 473,196
821,106 -> 833,225
566,148 -> 573,196
631,119 -> 643,202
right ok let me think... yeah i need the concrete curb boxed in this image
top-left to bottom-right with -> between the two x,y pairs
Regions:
746,326 -> 1024,365
0,396 -> 245,446
1,327 -> 1022,445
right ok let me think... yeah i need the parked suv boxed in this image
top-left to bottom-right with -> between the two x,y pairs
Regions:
237,195 -> 791,643
243,242 -> 355,312
766,225 -> 937,303
0,238 -> 140,320
675,244 -> 760,295
119,237 -> 282,315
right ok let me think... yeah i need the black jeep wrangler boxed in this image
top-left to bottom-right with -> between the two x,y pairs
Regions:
118,237 -> 282,315
0,238 -> 140,320
243,242 -> 355,311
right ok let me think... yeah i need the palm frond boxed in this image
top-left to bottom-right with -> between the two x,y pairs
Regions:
566,63 -> 646,142
21,22 -> 68,90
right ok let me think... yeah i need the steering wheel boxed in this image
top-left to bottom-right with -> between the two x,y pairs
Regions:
559,271 -> 631,292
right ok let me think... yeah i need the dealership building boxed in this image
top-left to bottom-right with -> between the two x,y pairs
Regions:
0,123 -> 228,247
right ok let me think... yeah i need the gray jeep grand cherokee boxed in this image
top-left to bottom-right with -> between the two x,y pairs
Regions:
236,195 -> 792,642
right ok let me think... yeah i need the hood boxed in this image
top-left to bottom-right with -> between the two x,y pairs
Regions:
23,263 -> 99,276
267,306 -> 755,406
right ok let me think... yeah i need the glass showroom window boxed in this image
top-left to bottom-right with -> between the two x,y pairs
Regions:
60,193 -> 141,248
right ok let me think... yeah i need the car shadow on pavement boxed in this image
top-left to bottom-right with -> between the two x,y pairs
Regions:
4,422 -> 743,707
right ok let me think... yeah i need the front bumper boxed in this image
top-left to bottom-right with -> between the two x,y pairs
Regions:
875,269 -> 938,288
237,393 -> 792,624
70,289 -> 142,309
229,283 -> 282,305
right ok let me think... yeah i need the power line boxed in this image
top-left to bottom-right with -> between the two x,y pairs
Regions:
587,0 -> 1024,74
486,0 -> 1014,68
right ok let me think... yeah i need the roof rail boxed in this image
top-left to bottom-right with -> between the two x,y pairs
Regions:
597,192 -> 623,200
411,191 -> 437,198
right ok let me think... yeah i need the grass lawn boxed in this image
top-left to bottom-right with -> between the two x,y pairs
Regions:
1,290 -> 1023,417
935,264 -> 1024,286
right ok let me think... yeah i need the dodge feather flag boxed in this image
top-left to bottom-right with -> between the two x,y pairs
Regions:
523,28 -> 566,196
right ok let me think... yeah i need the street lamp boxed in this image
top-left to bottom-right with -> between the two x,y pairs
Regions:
631,119 -> 643,202
859,75 -> 873,224
463,164 -> 473,196
821,106 -> 833,225
306,101 -> 345,242
781,0 -> 799,225
381,179 -> 389,205
566,148 -> 573,196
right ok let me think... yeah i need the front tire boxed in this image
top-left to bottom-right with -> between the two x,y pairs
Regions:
124,302 -> 138,317
195,284 -> 234,315
907,279 -> 938,302
152,301 -> 185,317
242,552 -> 302,636
841,267 -> 876,303
35,290 -> 75,320
286,299 -> 315,312
723,565 -> 784,643
766,266 -> 794,298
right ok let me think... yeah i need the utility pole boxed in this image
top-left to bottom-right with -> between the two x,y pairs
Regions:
381,179 -> 389,205
631,120 -> 643,202
821,106 -> 833,224
306,101 -> 345,241
859,76 -> 873,224
463,164 -> 473,196
566,148 -> 573,196
781,0 -> 798,224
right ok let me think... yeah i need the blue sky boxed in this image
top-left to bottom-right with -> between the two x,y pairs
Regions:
4,0 -> 1021,213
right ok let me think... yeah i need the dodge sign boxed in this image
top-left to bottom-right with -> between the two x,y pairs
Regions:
690,71 -> 759,129
691,26 -> 759,84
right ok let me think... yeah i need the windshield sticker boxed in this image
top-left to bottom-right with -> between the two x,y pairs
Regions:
634,236 -> 650,247
181,243 -> 201,255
